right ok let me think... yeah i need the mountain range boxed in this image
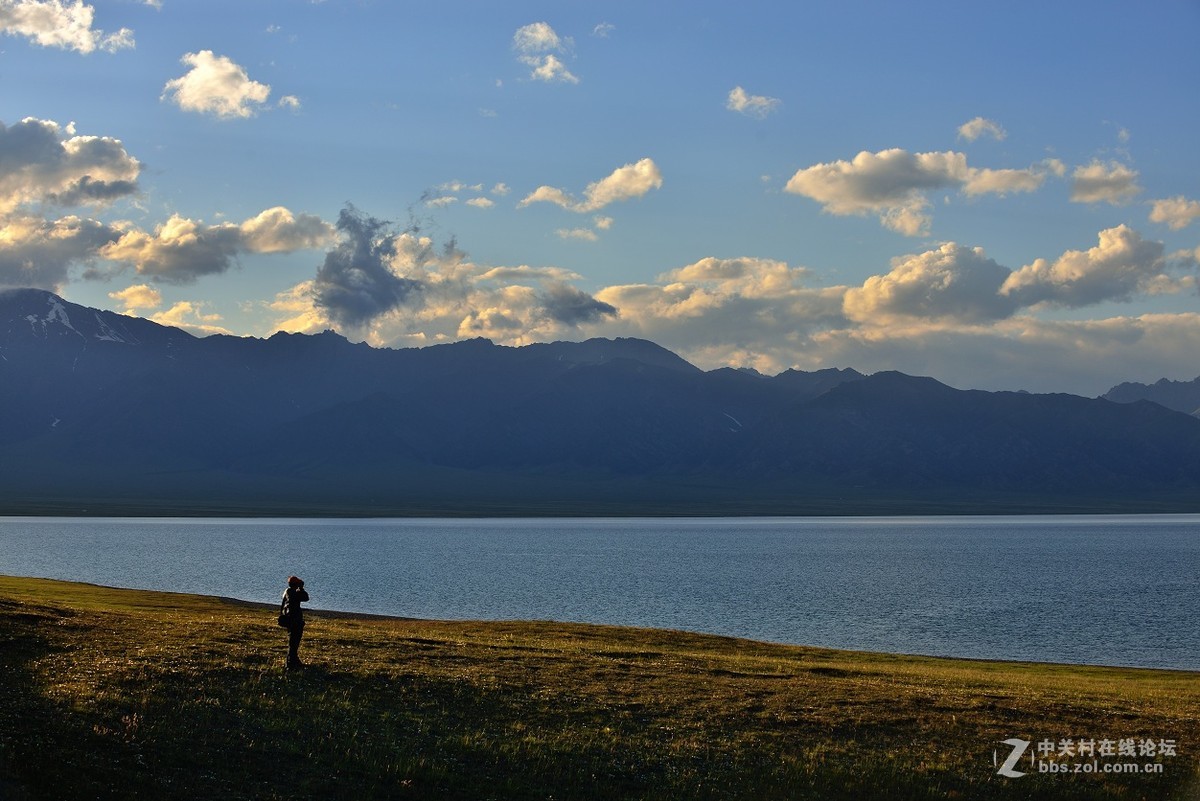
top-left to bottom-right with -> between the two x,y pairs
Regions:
2,287 -> 1199,516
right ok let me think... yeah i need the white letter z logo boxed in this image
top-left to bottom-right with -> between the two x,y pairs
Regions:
996,738 -> 1030,778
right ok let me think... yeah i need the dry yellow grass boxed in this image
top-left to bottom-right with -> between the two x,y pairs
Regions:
1,575 -> 1197,800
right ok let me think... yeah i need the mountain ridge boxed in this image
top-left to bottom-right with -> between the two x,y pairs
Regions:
3,287 -> 1200,515
1102,376 -> 1200,417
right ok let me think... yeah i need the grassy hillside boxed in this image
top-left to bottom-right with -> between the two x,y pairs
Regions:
1,575 -> 1197,800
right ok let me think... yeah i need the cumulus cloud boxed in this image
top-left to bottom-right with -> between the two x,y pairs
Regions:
592,22 -> 614,38
0,0 -> 133,53
961,167 -> 1046,197
162,51 -> 272,119
0,212 -> 120,289
513,21 -> 563,52
99,207 -> 333,284
556,227 -> 598,242
273,207 -> 623,346
149,300 -> 231,336
237,207 -> 334,253
1001,225 -> 1171,307
260,216 -> 1199,396
726,86 -> 781,119
784,149 -> 967,235
108,283 -> 161,312
0,117 -> 140,212
478,265 -> 582,282
594,257 -> 849,365
807,313 -> 1200,396
1149,196 -> 1200,230
844,243 -> 1017,324
1069,160 -> 1141,205
785,148 -> 1048,235
424,181 -> 501,210
520,158 -> 662,213
579,231 -> 1185,382
528,54 -> 578,84
957,117 -> 1006,142
513,21 -> 578,83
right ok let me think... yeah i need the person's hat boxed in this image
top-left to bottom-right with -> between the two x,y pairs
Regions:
288,575 -> 303,587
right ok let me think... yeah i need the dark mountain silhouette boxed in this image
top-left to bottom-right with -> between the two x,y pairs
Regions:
3,287 -> 1200,515
1102,376 -> 1200,417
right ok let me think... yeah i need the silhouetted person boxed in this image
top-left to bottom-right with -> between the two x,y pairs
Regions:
281,575 -> 309,670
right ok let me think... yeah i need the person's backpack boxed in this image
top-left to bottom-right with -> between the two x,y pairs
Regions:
277,595 -> 290,627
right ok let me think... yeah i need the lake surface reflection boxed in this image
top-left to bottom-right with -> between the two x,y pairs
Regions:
1,515 -> 1197,670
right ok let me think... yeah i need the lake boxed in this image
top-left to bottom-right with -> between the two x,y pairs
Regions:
1,515 -> 1197,670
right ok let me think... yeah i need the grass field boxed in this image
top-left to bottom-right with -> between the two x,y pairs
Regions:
1,575 -> 1197,800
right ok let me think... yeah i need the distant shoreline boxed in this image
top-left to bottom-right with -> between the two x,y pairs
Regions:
4,491 -> 1200,519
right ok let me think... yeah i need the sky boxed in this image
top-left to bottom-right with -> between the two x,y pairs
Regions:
1,0 -> 1199,396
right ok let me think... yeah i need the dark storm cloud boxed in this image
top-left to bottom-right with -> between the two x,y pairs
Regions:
312,205 -> 423,328
538,281 -> 617,326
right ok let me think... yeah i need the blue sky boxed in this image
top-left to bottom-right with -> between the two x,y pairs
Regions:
2,0 -> 1198,395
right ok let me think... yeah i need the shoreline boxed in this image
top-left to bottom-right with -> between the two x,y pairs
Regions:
10,573 -> 1200,676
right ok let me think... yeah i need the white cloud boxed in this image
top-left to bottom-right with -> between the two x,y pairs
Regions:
1001,225 -> 1172,307
1043,158 -> 1067,177
513,21 -> 564,53
478,265 -> 582,282
1069,160 -> 1141,205
1149,196 -> 1200,230
785,148 -> 1050,236
592,22 -> 614,38
161,51 -> 272,119
237,206 -> 335,253
278,95 -> 301,111
108,283 -> 161,311
957,117 -> 1006,142
525,53 -> 578,84
593,257 -> 848,374
556,227 -> 598,241
466,197 -> 494,209
520,158 -> 662,213
784,149 -> 968,236
513,21 -> 578,83
726,86 -> 781,119
0,117 -> 140,212
844,243 -> 1017,324
100,207 -> 334,283
962,167 -> 1045,197
149,300 -> 231,336
0,0 -> 133,53
807,313 -> 1200,396
258,215 -> 1198,396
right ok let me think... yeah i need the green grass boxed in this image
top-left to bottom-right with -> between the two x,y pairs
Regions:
1,575 -> 1197,800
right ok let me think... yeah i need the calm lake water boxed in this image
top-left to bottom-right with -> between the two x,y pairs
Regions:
1,515 -> 1197,670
